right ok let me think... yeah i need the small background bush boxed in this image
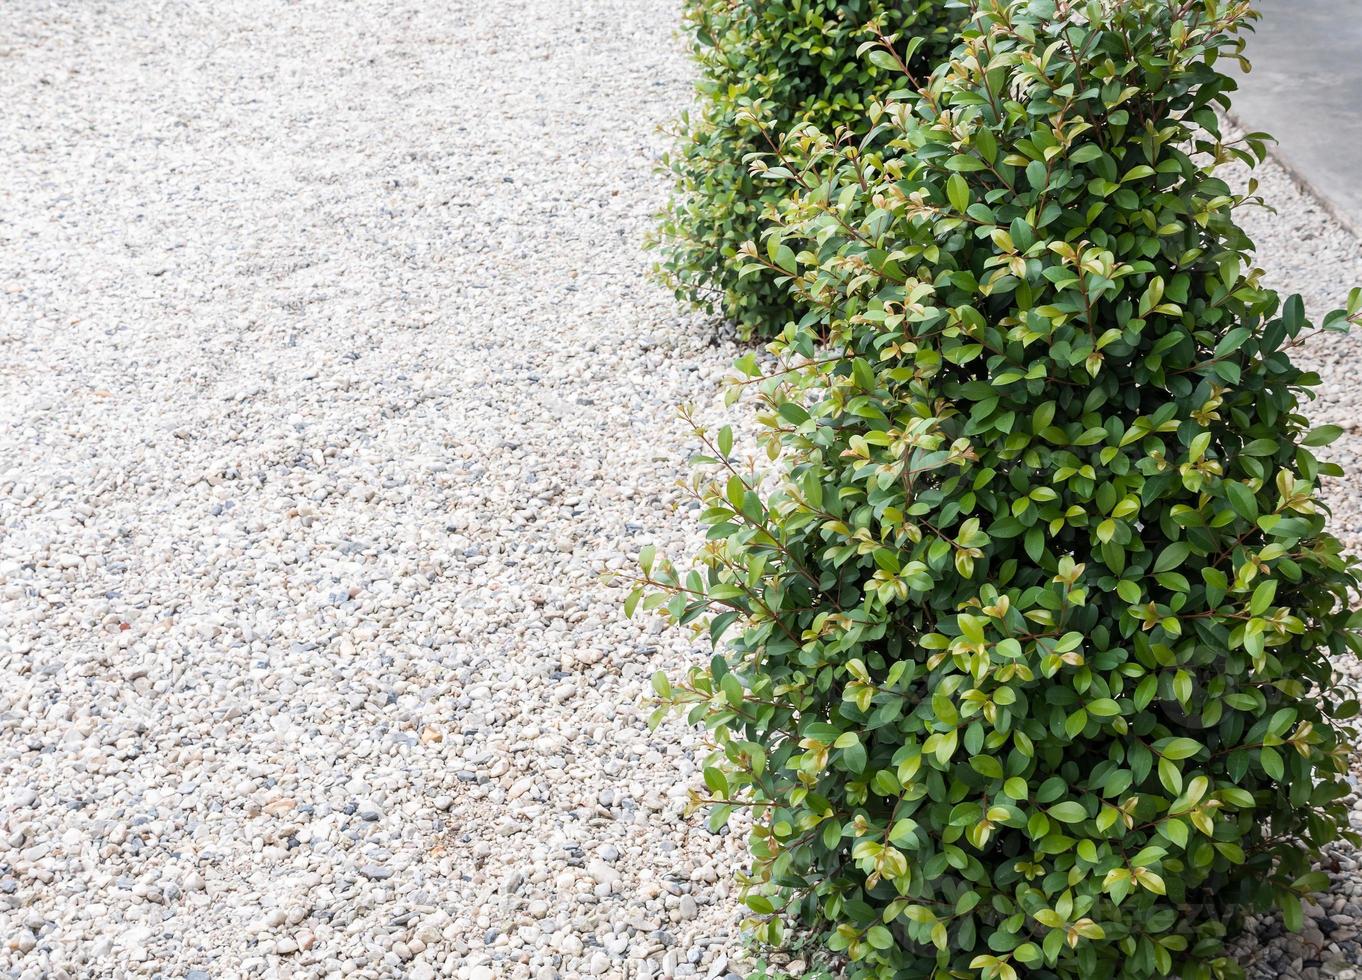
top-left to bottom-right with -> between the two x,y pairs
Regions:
653,0 -> 961,340
636,0 -> 1362,977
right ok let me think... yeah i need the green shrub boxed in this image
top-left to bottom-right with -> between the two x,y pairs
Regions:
635,1 -> 1362,977
653,0 -> 961,340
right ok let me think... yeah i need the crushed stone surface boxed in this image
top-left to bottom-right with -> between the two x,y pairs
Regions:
1,1 -> 746,977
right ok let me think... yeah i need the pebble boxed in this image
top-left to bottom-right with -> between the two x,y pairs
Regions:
0,0 -> 746,977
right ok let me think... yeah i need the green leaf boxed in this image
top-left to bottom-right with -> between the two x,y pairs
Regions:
1088,698 -> 1121,718
946,154 -> 987,172
1303,424 -> 1344,447
1159,756 -> 1183,795
651,671 -> 670,698
971,755 -> 1004,779
889,818 -> 919,846
1153,542 -> 1190,573
1048,801 -> 1089,824
721,673 -> 743,708
1160,737 -> 1202,761
1280,891 -> 1304,932
1224,481 -> 1258,521
947,173 -> 971,213
866,49 -> 901,72
866,924 -> 894,950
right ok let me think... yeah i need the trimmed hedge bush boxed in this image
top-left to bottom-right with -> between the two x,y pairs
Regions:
636,0 -> 1362,977
653,0 -> 961,340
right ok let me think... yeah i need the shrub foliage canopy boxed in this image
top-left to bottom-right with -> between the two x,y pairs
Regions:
636,1 -> 1362,977
654,0 -> 961,339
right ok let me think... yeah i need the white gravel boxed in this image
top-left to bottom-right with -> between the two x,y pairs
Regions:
2,3 -> 1362,979
0,1 -> 747,977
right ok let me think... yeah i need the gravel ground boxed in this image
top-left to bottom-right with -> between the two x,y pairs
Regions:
2,2 -> 1362,979
0,1 -> 748,977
